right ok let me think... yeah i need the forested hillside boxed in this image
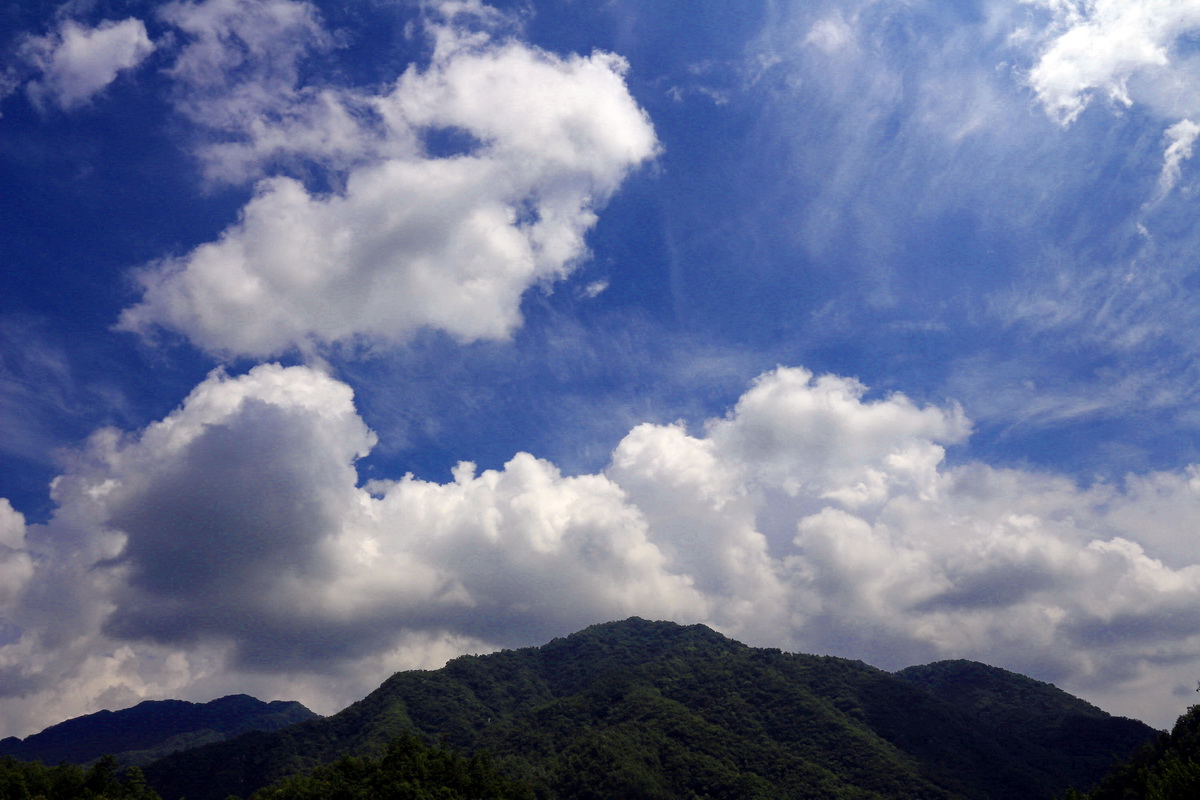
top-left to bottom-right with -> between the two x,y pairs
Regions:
894,660 -> 1156,792
1068,702 -> 1200,799
141,618 -> 1155,800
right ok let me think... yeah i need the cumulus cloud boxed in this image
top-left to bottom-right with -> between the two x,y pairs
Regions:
0,499 -> 32,610
1025,0 -> 1200,125
118,0 -> 658,357
4,364 -> 1200,735
22,17 -> 155,111
0,364 -> 703,733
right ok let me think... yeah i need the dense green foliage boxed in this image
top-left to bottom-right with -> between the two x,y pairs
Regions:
143,618 -> 1156,800
0,755 -> 161,800
0,695 -> 317,767
1068,704 -> 1200,800
247,734 -> 532,800
894,660 -> 1156,792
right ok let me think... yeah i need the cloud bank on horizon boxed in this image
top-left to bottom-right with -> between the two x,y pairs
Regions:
4,0 -> 1200,737
5,362 -> 1200,738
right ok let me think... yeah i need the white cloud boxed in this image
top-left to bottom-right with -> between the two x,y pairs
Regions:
5,364 -> 1200,735
162,0 -> 326,92
23,17 -> 155,111
158,0 -> 358,183
804,13 -> 856,54
0,499 -> 32,610
608,419 -> 788,637
119,3 -> 658,357
704,369 -> 971,507
743,0 -> 1200,437
580,279 -> 610,298
1025,0 -> 1200,125
0,364 -> 703,734
1158,117 -> 1200,194
603,369 -> 1200,724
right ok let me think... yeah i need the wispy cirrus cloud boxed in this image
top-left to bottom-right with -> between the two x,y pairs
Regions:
722,0 -> 1200,456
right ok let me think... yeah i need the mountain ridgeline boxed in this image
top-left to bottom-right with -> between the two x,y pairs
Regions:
0,694 -> 318,767
136,618 -> 1157,800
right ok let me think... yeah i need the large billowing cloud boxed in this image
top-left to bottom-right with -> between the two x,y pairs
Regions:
3,363 -> 1200,736
21,17 -> 155,111
117,0 -> 659,357
0,500 -> 32,610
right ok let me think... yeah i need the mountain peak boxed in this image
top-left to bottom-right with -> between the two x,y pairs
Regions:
547,616 -> 740,651
145,621 -> 1157,800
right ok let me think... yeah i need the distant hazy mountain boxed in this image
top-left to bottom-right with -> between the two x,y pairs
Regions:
0,694 -> 319,766
141,618 -> 1156,800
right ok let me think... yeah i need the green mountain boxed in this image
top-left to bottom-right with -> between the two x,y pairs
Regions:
141,618 -> 1156,800
0,694 -> 318,767
1069,702 -> 1200,799
893,660 -> 1156,793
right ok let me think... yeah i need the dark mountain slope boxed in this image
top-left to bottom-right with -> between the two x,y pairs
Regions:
895,660 -> 1156,791
143,618 -> 1157,800
1074,702 -> 1200,799
0,694 -> 318,766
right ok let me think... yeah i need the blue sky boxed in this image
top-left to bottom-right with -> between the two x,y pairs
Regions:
3,0 -> 1200,736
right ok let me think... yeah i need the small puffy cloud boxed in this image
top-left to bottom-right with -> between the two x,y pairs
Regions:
119,4 -> 658,357
22,17 -> 155,111
580,279 -> 609,299
5,365 -> 1200,735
